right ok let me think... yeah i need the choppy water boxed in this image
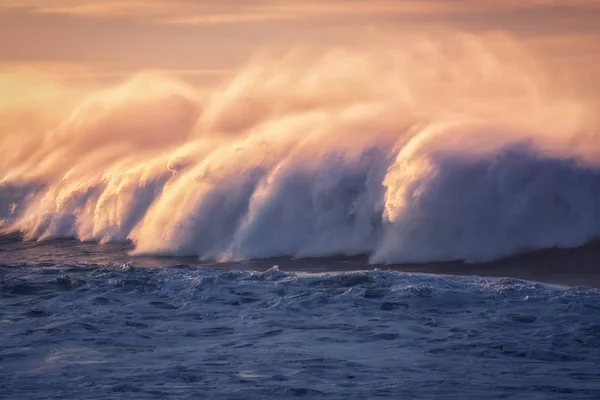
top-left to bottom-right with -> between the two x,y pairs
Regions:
2,237 -> 600,399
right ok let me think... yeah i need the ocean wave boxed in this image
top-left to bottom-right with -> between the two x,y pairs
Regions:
1,33 -> 598,264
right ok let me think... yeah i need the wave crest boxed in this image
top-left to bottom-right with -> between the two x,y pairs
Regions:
1,33 -> 598,264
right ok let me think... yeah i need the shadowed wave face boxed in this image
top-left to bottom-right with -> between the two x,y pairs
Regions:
1,32 -> 598,264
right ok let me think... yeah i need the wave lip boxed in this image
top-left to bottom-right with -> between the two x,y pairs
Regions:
373,141 -> 600,264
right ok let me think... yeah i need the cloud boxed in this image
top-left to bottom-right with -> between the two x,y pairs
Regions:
0,0 -> 598,80
5,0 -> 598,26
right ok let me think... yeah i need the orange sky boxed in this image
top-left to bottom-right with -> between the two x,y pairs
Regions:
1,0 -> 599,85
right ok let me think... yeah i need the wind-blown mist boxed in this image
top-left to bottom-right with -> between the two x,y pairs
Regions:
1,33 -> 598,264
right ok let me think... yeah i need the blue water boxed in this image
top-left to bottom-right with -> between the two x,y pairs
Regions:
2,237 -> 600,399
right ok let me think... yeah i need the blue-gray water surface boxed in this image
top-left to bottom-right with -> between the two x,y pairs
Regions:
2,235 -> 600,399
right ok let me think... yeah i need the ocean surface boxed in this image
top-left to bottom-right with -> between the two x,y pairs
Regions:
2,234 -> 600,399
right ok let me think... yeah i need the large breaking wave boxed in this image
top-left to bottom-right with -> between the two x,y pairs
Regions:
1,33 -> 598,264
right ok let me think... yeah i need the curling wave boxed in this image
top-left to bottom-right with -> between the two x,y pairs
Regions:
0,33 -> 598,264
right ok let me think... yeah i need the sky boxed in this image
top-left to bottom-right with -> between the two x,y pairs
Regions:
1,0 -> 599,85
